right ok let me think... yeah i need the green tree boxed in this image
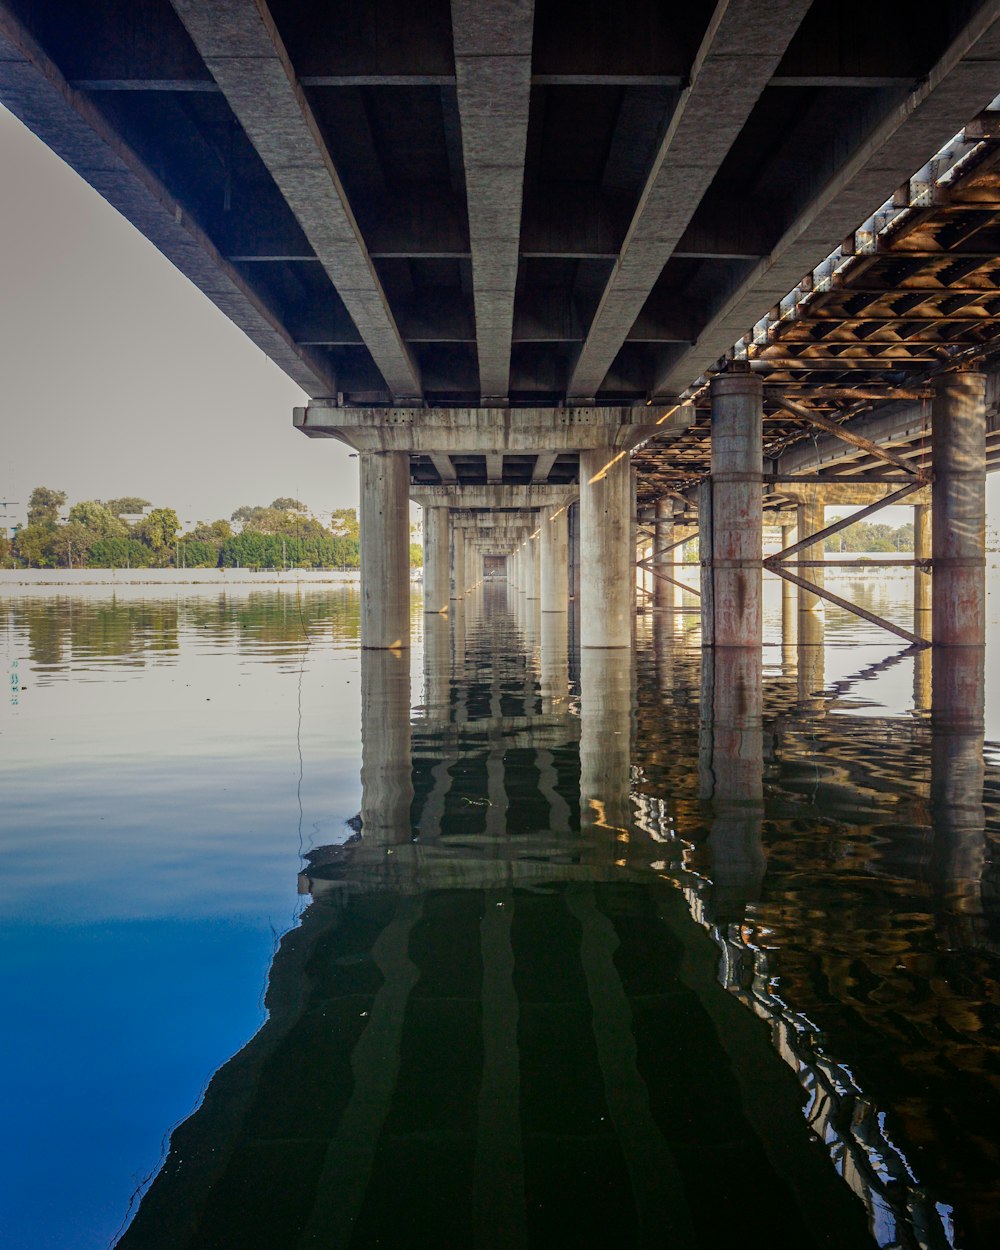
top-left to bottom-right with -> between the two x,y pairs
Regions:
68,500 -> 129,540
409,542 -> 423,568
13,523 -> 57,567
0,530 -> 11,567
87,537 -> 156,568
104,496 -> 152,517
270,497 -> 307,512
330,508 -> 360,541
50,520 -> 94,568
27,486 -> 66,527
132,508 -> 180,556
186,519 -> 232,543
230,504 -> 261,527
177,539 -> 219,568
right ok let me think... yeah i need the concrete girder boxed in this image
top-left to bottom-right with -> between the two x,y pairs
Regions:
654,4 -> 1000,396
412,485 -> 576,510
450,0 -> 533,401
776,403 -> 1000,477
452,510 -> 539,531
169,0 -> 421,400
429,453 -> 458,483
0,7 -> 334,398
295,403 -> 692,452
770,482 -> 931,507
567,0 -> 812,399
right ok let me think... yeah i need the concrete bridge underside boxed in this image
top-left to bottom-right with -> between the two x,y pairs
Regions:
2,0 -> 999,663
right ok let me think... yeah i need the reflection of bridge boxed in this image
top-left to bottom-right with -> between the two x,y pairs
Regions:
3,1 -> 1000,659
114,585 -> 993,1249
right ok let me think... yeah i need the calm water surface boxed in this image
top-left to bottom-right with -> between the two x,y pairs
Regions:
2,573 -> 999,1249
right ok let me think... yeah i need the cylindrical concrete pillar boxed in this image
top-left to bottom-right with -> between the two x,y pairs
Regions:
780,521 -> 797,669
932,371 -> 986,647
709,369 -> 762,648
359,450 -> 410,650
579,448 -> 632,648
796,500 -> 825,614
464,541 -> 478,596
451,522 -> 465,601
525,531 -> 540,601
540,506 -> 569,613
422,506 -> 450,614
914,502 -> 932,641
653,497 -> 675,611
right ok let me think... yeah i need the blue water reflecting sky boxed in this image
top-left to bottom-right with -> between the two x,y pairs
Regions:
1,590 -> 365,1250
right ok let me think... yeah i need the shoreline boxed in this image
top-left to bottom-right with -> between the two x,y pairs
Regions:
0,568 -> 374,588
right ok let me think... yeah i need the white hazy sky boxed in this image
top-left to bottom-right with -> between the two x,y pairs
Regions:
2,103 -> 998,533
0,104 -> 358,532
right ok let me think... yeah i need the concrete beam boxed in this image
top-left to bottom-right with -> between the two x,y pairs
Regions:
411,485 -> 576,510
655,4 -> 1000,396
532,451 -> 559,482
452,510 -> 539,530
769,481 -> 931,506
0,8 -> 334,398
567,0 -> 812,399
776,400 -> 1000,477
451,0 -> 533,401
430,453 -> 458,483
295,404 -> 692,453
169,0 -> 421,400
485,453 -> 504,484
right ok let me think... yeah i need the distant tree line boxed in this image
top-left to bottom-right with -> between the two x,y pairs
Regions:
765,519 -> 917,553
2,488 -> 423,570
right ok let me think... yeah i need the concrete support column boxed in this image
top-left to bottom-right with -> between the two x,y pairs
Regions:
780,522 -> 797,666
540,506 -> 569,613
451,523 -> 466,601
707,369 -> 763,648
359,450 -> 410,650
932,371 -> 986,647
914,504 -> 932,629
422,506 -> 450,615
579,448 -> 632,648
525,532 -> 540,601
796,501 -> 825,614
653,497 -> 675,611
464,542 -> 478,596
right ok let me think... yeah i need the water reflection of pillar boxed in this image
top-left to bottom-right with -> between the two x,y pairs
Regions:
930,643 -> 986,948
579,648 -> 632,840
913,503 -> 932,709
540,611 -> 570,715
699,647 -> 765,923
525,595 -> 542,676
422,614 -> 452,720
360,648 -> 413,845
450,597 -> 466,678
